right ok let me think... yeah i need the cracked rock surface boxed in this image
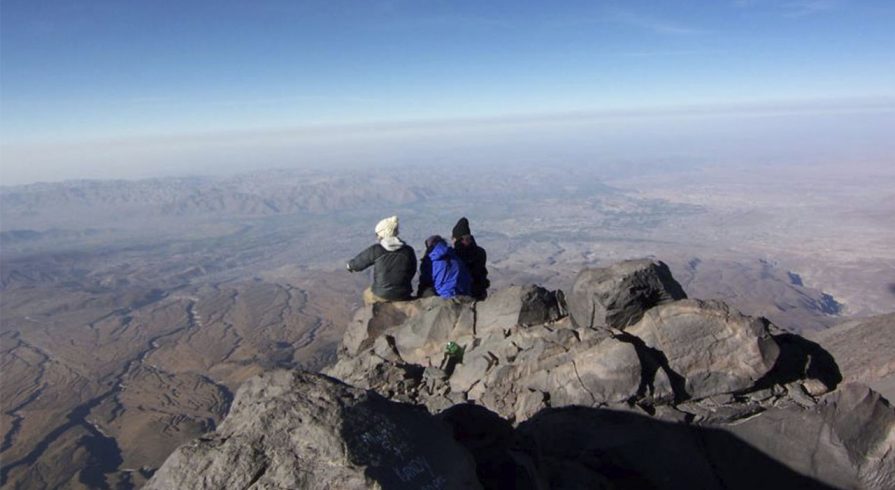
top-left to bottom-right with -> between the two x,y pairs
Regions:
144,370 -> 481,490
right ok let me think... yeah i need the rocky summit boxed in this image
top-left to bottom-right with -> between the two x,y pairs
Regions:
145,370 -> 481,490
147,259 -> 895,489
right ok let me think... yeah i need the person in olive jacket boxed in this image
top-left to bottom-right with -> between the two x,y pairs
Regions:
347,215 -> 416,304
451,217 -> 490,300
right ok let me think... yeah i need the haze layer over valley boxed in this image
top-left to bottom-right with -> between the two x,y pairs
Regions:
1,159 -> 893,488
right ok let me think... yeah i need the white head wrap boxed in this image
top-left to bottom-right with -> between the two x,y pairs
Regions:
374,216 -> 399,239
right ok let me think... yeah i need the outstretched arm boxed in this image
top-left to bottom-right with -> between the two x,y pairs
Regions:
347,245 -> 379,272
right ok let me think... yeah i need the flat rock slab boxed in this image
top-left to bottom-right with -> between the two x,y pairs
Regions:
568,259 -> 687,330
342,301 -> 421,356
626,299 -> 779,400
476,285 -> 566,334
145,371 -> 481,490
393,297 -> 476,366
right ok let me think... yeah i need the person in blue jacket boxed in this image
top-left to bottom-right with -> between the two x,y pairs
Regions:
417,235 -> 472,298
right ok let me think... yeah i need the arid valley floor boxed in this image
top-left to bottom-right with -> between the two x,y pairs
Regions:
2,162 -> 893,488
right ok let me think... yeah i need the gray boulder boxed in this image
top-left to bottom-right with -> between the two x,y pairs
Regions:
145,370 -> 481,490
449,351 -> 496,395
525,336 -> 655,407
567,259 -> 687,330
393,297 -> 476,366
446,323 -> 663,421
476,285 -> 567,334
626,299 -> 780,400
448,321 -> 602,419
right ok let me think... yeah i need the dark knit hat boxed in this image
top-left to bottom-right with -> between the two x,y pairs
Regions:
452,217 -> 471,239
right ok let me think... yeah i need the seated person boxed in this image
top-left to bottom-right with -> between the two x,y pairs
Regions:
347,216 -> 416,304
451,217 -> 490,300
418,235 -> 471,299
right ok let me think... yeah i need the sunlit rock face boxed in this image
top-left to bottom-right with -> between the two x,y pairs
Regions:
145,370 -> 481,490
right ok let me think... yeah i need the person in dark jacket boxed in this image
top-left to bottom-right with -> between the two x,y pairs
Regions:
347,216 -> 416,304
451,217 -> 490,300
418,235 -> 472,298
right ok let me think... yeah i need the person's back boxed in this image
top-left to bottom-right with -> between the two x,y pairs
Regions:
452,217 -> 490,300
347,216 -> 416,303
419,236 -> 471,298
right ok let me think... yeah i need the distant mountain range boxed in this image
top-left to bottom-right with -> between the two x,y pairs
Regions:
0,170 -> 428,229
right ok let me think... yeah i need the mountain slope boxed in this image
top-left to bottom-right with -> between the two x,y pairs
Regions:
808,313 -> 895,401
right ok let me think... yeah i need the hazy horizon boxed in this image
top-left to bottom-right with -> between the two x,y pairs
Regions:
3,98 -> 894,186
3,0 -> 894,185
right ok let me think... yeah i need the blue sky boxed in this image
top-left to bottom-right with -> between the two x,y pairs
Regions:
1,0 -> 894,183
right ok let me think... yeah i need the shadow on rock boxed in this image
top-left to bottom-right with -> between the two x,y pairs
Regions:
517,405 -> 839,490
753,332 -> 842,391
613,331 -> 689,405
339,396 -> 482,489
438,404 -> 542,490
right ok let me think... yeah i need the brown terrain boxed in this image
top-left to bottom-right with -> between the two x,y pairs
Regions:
1,162 -> 893,488
807,313 -> 895,402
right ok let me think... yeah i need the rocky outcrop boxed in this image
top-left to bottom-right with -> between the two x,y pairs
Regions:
625,299 -> 780,400
513,384 -> 892,489
567,259 -> 687,330
328,272 -> 783,421
392,297 -> 476,366
722,383 -> 895,490
145,371 -> 481,490
149,259 -> 895,489
342,301 -> 421,356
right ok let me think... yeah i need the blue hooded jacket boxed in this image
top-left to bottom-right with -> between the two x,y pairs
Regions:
419,239 -> 472,298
